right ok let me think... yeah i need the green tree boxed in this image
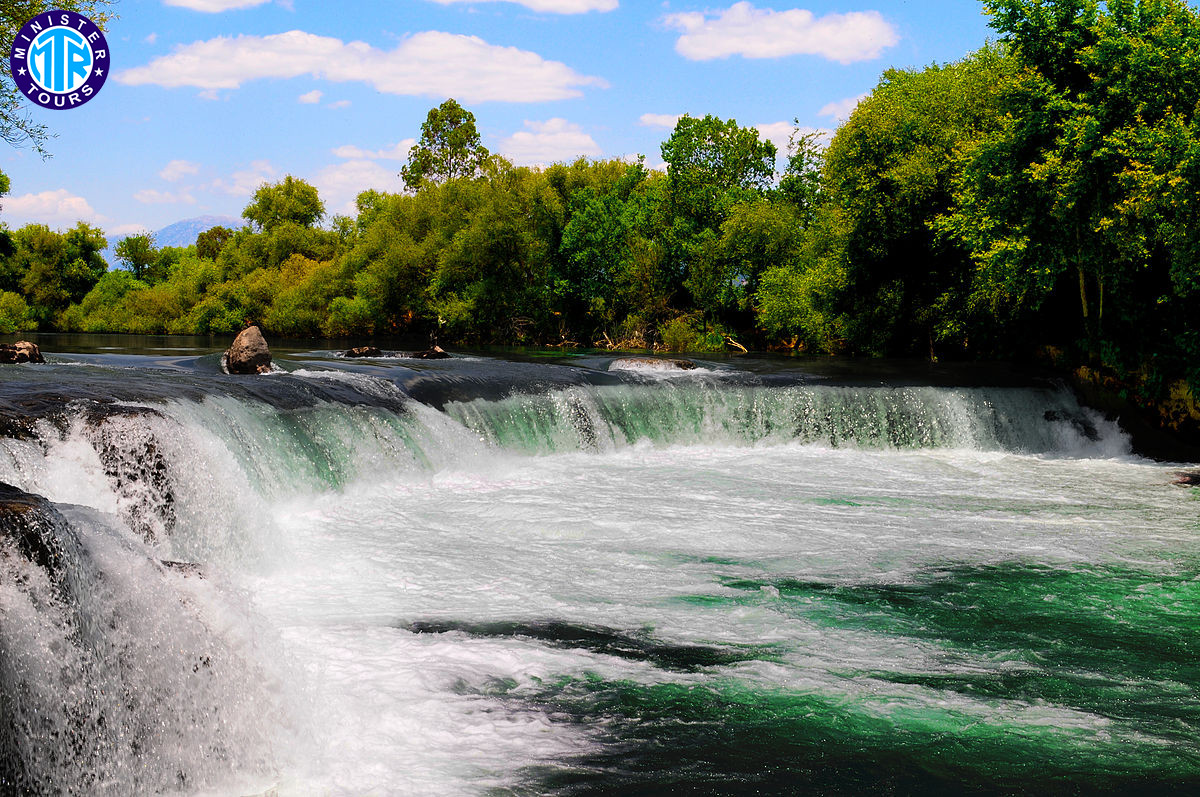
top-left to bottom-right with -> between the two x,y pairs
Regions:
115,233 -> 156,281
401,99 -> 491,190
243,176 -> 324,231
15,221 -> 106,323
661,114 -> 777,230
195,225 -> 234,260
942,0 -> 1200,367
813,45 -> 1015,355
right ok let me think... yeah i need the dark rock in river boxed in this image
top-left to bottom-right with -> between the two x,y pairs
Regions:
409,345 -> 451,360
342,346 -> 384,358
1173,470 -> 1200,487
0,340 -> 44,364
81,406 -> 177,543
1043,410 -> 1100,441
0,482 -> 65,577
224,326 -> 272,374
611,356 -> 697,372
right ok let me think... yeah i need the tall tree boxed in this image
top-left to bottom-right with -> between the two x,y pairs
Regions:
243,176 -> 324,232
115,233 -> 156,281
942,0 -> 1200,365
401,99 -> 491,190
661,114 -> 777,231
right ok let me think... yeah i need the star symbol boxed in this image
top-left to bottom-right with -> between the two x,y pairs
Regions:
94,68 -> 103,76
17,67 -> 24,76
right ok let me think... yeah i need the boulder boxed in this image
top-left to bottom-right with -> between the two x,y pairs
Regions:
611,356 -> 697,372
224,326 -> 272,374
0,340 -> 45,364
342,346 -> 383,358
410,345 -> 451,360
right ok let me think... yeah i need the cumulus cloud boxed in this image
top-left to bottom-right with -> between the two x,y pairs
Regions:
117,29 -> 607,103
664,2 -> 898,63
332,140 -> 415,161
162,0 -> 271,11
134,188 -> 197,205
499,118 -> 602,166
4,189 -> 98,226
639,112 -> 682,129
298,89 -> 323,104
819,93 -> 867,121
159,159 -> 200,182
314,159 -> 405,215
427,0 -> 617,12
327,99 -> 351,109
208,159 -> 278,196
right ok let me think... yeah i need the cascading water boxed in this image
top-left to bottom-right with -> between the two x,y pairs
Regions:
1,345 -> 1196,795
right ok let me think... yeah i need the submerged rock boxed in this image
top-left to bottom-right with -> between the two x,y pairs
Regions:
342,346 -> 384,358
224,326 -> 272,374
0,341 -> 44,364
611,356 -> 697,372
409,345 -> 451,360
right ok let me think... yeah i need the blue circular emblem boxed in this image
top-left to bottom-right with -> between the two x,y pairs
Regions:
9,9 -> 108,110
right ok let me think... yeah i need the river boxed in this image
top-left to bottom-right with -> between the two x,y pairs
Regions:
1,336 -> 1197,795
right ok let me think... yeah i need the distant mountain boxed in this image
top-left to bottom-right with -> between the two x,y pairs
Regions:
103,214 -> 241,267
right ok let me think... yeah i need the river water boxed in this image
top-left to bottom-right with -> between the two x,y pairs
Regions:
1,338 -> 1197,795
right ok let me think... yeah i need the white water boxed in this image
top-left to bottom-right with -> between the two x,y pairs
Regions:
1,369 -> 1197,794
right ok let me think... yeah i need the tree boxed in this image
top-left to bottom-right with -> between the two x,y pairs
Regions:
942,0 -> 1200,365
661,114 -> 777,230
401,99 -> 491,190
196,225 -> 234,260
814,45 -> 1015,355
243,176 -> 324,231
15,221 -> 106,322
115,233 -> 156,281
1,2 -> 116,155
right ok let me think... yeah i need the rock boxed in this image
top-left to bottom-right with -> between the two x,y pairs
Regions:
224,326 -> 272,374
610,356 -> 697,372
342,346 -> 383,358
0,482 -> 65,577
410,345 -> 451,360
1173,471 -> 1200,487
0,340 -> 45,364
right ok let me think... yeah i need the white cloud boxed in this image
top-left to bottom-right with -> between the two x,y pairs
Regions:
197,88 -> 221,100
327,99 -> 351,109
427,0 -> 617,12
499,118 -> 602,166
208,159 -> 278,197
134,188 -> 196,205
664,2 -> 898,63
163,0 -> 271,11
332,140 -> 415,161
298,89 -> 323,104
314,159 -> 405,215
754,121 -> 795,156
639,112 -> 682,129
159,159 -> 200,182
819,93 -> 868,121
144,33 -> 158,44
4,189 -> 98,226
117,29 -> 607,103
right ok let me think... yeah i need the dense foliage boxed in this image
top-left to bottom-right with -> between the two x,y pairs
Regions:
4,0 -> 1200,413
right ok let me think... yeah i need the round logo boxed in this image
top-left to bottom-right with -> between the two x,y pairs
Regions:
9,9 -> 108,110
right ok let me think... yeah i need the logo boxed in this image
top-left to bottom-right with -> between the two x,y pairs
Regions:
9,9 -> 108,110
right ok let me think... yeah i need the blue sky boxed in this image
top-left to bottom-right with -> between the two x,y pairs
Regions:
2,0 -> 996,238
